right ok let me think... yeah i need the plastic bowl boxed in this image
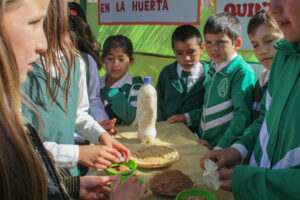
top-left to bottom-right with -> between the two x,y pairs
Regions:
175,189 -> 217,200
105,159 -> 137,176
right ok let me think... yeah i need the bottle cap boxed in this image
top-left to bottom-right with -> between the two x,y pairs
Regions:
144,77 -> 152,84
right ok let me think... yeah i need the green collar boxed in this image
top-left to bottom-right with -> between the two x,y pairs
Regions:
274,38 -> 300,55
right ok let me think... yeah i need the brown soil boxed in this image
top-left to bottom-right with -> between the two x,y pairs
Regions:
149,169 -> 194,197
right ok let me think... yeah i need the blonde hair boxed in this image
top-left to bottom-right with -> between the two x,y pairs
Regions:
39,0 -> 77,110
0,0 -> 47,199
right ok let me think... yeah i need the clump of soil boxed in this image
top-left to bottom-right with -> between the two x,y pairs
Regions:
108,164 -> 130,173
149,169 -> 194,196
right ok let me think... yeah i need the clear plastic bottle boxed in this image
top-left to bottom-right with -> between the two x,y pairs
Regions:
136,77 -> 157,143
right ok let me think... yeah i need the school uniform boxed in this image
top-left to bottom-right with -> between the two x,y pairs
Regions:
232,39 -> 300,200
156,61 -> 208,131
252,69 -> 269,122
22,54 -> 107,175
80,51 -> 108,121
199,54 -> 256,148
100,71 -> 143,125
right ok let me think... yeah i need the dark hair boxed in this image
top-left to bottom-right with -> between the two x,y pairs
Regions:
68,2 -> 102,70
101,35 -> 134,62
247,9 -> 281,37
171,25 -> 202,48
204,12 -> 241,43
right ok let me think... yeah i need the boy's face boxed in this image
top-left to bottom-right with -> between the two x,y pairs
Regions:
249,24 -> 283,70
270,0 -> 300,41
173,37 -> 205,71
205,32 -> 242,65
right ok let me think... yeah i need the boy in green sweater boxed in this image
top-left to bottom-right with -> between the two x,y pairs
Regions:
201,0 -> 300,199
199,12 -> 256,149
156,25 -> 208,133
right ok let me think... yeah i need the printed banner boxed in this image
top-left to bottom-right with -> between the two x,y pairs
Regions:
215,0 -> 270,51
98,0 -> 200,25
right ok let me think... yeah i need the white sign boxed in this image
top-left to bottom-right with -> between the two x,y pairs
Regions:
98,0 -> 200,25
216,0 -> 270,51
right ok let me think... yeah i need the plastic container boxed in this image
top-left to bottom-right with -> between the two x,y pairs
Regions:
104,159 -> 137,176
176,189 -> 217,200
136,77 -> 157,143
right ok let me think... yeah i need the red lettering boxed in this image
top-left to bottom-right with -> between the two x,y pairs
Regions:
138,1 -> 143,11
262,2 -> 270,8
224,2 -> 270,18
116,1 -> 125,12
100,3 -> 110,13
157,0 -> 162,11
145,0 -> 149,11
163,0 -> 168,10
247,3 -> 254,17
255,3 -> 262,14
151,0 -> 155,11
236,4 -> 247,17
132,1 -> 137,11
224,3 -> 236,16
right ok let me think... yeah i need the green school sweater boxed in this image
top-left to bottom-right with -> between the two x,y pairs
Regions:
199,55 -> 256,148
100,75 -> 143,125
156,61 -> 208,131
232,39 -> 300,200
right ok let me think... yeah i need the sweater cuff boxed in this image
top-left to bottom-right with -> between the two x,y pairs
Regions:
184,113 -> 192,126
231,143 -> 248,164
63,176 -> 80,199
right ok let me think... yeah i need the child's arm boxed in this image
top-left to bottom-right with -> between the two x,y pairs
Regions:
232,165 -> 300,200
216,68 -> 256,148
101,86 -> 139,125
231,93 -> 266,162
88,55 -> 109,121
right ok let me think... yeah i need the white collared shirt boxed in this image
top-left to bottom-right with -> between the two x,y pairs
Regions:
177,62 -> 205,126
259,69 -> 270,88
212,53 -> 238,72
176,62 -> 204,93
99,70 -> 132,89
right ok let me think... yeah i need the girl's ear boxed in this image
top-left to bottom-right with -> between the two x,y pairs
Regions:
234,38 -> 242,50
129,57 -> 134,65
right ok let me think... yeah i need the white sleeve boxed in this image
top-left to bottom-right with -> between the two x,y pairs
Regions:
231,143 -> 248,164
184,113 -> 192,126
87,54 -> 109,121
43,141 -> 79,169
75,56 -> 107,144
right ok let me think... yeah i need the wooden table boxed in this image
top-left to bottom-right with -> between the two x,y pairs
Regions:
88,121 -> 234,200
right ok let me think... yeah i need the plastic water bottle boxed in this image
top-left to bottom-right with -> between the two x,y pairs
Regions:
137,77 -> 157,143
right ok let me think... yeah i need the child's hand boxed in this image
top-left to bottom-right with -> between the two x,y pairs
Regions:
219,168 -> 234,191
197,139 -> 213,150
98,118 -> 117,135
167,114 -> 186,123
110,174 -> 152,200
78,145 -> 119,169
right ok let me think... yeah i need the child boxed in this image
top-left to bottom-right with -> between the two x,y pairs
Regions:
100,35 -> 143,125
68,2 -> 110,122
247,9 -> 283,121
22,0 -> 129,176
200,12 -> 256,148
156,25 -> 208,133
201,0 -> 300,199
